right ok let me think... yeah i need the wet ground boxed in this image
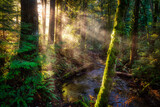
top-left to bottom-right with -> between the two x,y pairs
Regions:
62,63 -> 150,107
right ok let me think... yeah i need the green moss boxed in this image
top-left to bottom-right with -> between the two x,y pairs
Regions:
94,0 -> 122,106
95,34 -> 117,107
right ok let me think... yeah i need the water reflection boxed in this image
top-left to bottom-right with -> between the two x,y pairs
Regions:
62,64 -> 150,107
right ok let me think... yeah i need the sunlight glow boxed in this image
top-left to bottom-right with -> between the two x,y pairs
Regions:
37,0 -> 111,74
37,0 -> 50,35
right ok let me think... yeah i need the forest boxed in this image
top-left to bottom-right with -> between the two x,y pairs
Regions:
0,0 -> 160,107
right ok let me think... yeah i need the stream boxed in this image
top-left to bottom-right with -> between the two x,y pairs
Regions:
62,63 -> 150,107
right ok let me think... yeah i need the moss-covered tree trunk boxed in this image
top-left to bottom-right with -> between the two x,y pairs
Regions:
95,0 -> 125,106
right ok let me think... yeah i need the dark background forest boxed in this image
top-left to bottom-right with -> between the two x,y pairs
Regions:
0,0 -> 160,107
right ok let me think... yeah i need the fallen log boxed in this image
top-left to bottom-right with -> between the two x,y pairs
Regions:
116,71 -> 132,78
61,63 -> 95,82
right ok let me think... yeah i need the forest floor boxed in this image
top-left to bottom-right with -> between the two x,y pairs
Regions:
49,52 -> 160,107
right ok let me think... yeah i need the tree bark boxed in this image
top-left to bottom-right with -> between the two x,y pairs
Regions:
19,0 -> 39,61
153,0 -> 159,29
64,0 -> 68,11
81,0 -> 87,52
108,0 -> 111,28
58,0 -> 62,43
129,0 -> 140,66
100,0 -> 103,16
95,0 -> 124,106
48,0 -> 55,44
42,0 -> 47,35
55,0 -> 62,44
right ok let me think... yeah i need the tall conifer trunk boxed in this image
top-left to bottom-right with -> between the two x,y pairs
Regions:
56,0 -> 62,44
42,0 -> 46,35
129,0 -> 140,66
153,0 -> 159,29
108,0 -> 111,28
55,0 -> 62,53
20,0 -> 39,60
81,0 -> 87,52
48,0 -> 55,44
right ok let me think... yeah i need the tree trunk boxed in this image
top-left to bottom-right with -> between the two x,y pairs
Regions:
55,0 -> 58,43
108,0 -> 111,29
42,0 -> 47,35
95,0 -> 124,106
129,0 -> 140,66
81,0 -> 87,52
19,0 -> 39,61
55,0 -> 62,44
65,0 -> 68,11
153,0 -> 159,29
58,0 -> 62,43
48,0 -> 55,44
100,0 -> 103,16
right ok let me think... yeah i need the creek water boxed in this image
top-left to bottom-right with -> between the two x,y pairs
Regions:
62,63 -> 150,107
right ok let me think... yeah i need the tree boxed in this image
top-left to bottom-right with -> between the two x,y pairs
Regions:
55,0 -> 62,44
41,0 -> 47,48
42,0 -> 47,35
80,0 -> 88,53
48,0 -> 55,44
19,0 -> 39,58
153,0 -> 159,30
108,0 -> 111,28
0,0 -> 41,106
0,0 -> 17,78
95,0 -> 126,106
129,0 -> 140,66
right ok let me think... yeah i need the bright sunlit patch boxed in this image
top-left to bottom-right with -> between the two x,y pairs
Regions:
151,34 -> 158,39
37,0 -> 50,35
42,70 -> 54,78
62,25 -> 79,44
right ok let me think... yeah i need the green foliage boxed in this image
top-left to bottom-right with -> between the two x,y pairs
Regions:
0,54 -> 58,106
1,0 -> 160,106
124,1 -> 134,37
132,34 -> 160,89
0,0 -> 18,72
139,0 -> 153,31
95,3 -> 120,105
74,96 -> 94,107
86,38 -> 103,52
0,73 -> 57,106
0,1 -> 57,106
10,60 -> 38,70
0,0 -> 17,31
